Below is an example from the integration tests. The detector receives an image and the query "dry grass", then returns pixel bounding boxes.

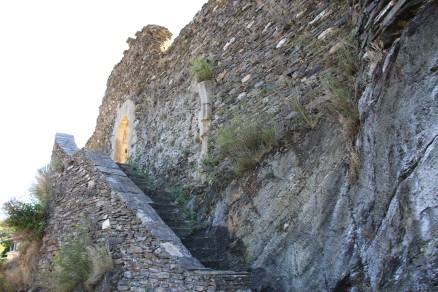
[86,244,114,288]
[291,96,319,130]
[43,228,114,292]
[0,240,42,291]
[349,150,360,182]
[264,0,295,31]
[364,40,384,79]
[323,30,361,183]
[216,120,281,176]
[30,166,54,204]
[323,31,360,139]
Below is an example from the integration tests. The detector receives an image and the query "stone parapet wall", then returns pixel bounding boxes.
[37,133,249,291]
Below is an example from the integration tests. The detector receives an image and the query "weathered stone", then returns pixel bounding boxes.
[37,134,249,291]
[42,0,438,291]
[241,74,251,83]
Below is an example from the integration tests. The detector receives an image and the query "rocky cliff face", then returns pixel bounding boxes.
[87,0,437,290]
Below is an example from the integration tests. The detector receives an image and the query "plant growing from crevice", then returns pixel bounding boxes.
[215,118,281,176]
[200,154,222,185]
[30,166,55,205]
[85,244,114,288]
[323,27,361,181]
[167,187,188,205]
[44,225,114,291]
[180,147,191,158]
[290,96,320,130]
[47,229,91,291]
[191,57,216,83]
[264,0,296,32]
[127,156,140,172]
[52,158,64,173]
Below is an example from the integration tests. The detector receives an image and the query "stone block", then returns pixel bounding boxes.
[199,104,212,121]
[197,81,214,104]
[157,272,170,279]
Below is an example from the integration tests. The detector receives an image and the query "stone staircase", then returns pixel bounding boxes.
[117,164,229,270]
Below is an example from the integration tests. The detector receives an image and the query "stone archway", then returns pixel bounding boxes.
[114,116,129,163]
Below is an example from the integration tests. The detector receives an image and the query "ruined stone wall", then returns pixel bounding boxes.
[37,134,250,291]
[87,0,357,182]
[86,0,438,291]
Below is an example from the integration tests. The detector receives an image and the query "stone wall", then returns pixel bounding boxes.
[85,0,438,291]
[37,133,250,291]
[86,0,359,182]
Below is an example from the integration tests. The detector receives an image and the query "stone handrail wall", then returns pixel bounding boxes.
[37,133,249,291]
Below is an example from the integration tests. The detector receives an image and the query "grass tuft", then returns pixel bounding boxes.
[291,96,319,129]
[85,244,114,288]
[323,29,361,182]
[0,240,42,292]
[216,120,280,176]
[44,226,114,291]
[46,230,91,291]
[191,57,216,82]
[323,32,360,142]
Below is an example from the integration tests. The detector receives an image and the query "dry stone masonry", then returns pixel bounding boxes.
[37,133,250,291]
[49,0,438,291]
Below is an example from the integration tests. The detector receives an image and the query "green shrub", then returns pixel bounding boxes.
[191,57,216,82]
[46,226,113,291]
[48,233,91,291]
[2,200,45,239]
[216,120,280,176]
[216,128,235,156]
[0,227,14,258]
[167,187,188,205]
[52,158,64,173]
[201,155,220,168]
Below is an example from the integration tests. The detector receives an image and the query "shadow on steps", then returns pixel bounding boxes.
[117,163,247,272]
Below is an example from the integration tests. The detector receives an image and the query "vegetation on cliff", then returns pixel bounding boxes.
[0,166,52,291]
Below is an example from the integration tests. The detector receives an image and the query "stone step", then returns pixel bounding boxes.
[182,238,214,249]
[186,247,218,258]
[149,203,183,214]
[198,259,227,270]
[161,218,193,229]
[172,227,193,238]
[155,211,189,223]
[147,195,175,205]
[117,163,239,272]
[116,164,137,174]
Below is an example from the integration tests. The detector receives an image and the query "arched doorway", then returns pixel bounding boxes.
[114,116,129,163]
